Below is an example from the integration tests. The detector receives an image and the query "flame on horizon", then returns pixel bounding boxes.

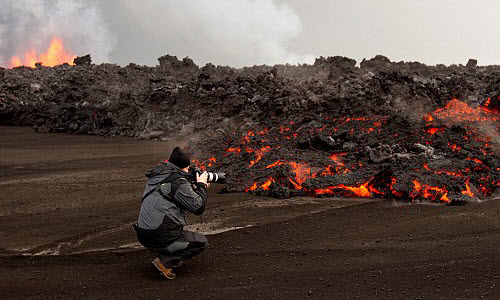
[8,38,77,68]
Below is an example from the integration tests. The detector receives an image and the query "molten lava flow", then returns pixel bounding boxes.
[287,162,311,190]
[8,38,76,68]
[411,180,449,203]
[266,161,285,168]
[247,178,275,191]
[248,146,271,167]
[261,178,275,190]
[314,181,373,197]
[433,98,499,122]
[322,152,350,175]
[422,163,463,178]
[461,179,475,198]
[217,98,498,202]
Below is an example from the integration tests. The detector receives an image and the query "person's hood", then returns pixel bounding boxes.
[145,161,190,184]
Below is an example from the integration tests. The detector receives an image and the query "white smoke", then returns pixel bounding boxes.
[0,0,115,67]
[0,0,313,67]
[114,0,314,67]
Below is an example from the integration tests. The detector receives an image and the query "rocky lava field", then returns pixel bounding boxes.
[1,55,499,204]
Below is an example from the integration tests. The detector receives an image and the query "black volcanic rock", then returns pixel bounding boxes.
[74,54,92,66]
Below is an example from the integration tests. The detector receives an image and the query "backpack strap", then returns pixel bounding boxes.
[141,172,184,202]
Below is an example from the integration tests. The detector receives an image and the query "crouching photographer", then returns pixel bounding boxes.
[134,146,224,279]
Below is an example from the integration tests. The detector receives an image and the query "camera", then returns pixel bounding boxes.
[189,166,227,184]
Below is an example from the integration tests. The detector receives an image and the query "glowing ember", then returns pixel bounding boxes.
[425,127,444,135]
[257,128,269,135]
[448,143,461,152]
[279,126,291,133]
[207,157,216,167]
[242,131,255,144]
[191,159,206,170]
[467,158,483,165]
[423,114,434,122]
[8,38,76,68]
[226,148,241,153]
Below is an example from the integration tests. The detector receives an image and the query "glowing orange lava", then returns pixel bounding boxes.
[448,143,461,152]
[461,179,475,198]
[433,98,499,122]
[390,177,403,197]
[247,178,275,191]
[207,157,216,167]
[287,162,311,190]
[314,181,373,197]
[411,180,449,202]
[226,148,241,153]
[322,152,350,175]
[425,127,444,135]
[248,146,271,167]
[8,38,76,68]
[266,161,285,168]
[261,178,275,190]
[423,114,434,122]
[241,131,255,144]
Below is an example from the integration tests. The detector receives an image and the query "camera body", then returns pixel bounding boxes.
[189,166,226,184]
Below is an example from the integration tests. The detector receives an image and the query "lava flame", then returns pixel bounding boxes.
[8,38,76,68]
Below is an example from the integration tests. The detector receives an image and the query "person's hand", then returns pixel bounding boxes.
[197,171,208,184]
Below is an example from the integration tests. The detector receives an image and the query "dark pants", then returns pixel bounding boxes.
[147,230,208,268]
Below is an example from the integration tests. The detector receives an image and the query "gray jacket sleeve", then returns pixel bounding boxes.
[173,179,207,216]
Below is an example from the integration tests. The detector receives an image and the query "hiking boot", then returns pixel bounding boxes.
[151,257,176,279]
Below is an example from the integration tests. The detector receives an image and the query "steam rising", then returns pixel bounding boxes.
[107,0,314,67]
[0,0,115,66]
[1,0,312,67]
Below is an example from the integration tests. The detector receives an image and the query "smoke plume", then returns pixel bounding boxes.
[0,0,115,67]
[107,0,314,67]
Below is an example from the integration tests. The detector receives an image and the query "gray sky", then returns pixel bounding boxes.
[2,0,500,67]
[281,0,500,66]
